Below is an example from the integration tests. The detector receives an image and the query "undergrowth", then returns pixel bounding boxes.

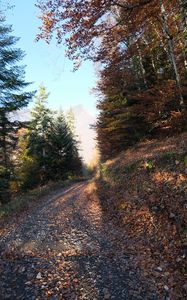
[0,177,85,220]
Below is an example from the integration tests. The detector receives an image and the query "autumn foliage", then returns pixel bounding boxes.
[37,0,187,160]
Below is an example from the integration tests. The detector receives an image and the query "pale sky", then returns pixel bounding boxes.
[4,0,98,115]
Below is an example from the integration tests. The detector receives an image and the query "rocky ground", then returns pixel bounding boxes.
[0,181,159,300]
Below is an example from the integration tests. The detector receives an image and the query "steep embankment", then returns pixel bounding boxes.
[95,133,187,299]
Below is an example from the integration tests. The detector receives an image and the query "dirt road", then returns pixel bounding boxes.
[0,181,158,299]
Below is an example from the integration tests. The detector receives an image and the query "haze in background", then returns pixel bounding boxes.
[5,0,98,165]
[13,106,97,164]
[72,105,97,164]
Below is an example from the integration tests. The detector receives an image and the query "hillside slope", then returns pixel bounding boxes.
[95,133,187,299]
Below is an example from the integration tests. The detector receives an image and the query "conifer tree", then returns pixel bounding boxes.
[50,110,82,179]
[27,88,82,184]
[66,108,76,137]
[28,85,53,183]
[0,16,33,202]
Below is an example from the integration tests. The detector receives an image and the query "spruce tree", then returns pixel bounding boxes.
[28,85,53,183]
[66,108,76,137]
[27,87,82,184]
[0,16,34,203]
[50,111,82,179]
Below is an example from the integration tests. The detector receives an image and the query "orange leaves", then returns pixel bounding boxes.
[40,11,57,32]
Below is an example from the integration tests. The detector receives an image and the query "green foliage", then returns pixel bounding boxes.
[99,163,121,185]
[97,93,149,161]
[0,166,10,203]
[15,86,83,189]
[82,164,96,177]
[49,110,82,179]
[66,108,76,137]
[27,85,54,183]
[0,16,34,203]
[4,85,83,194]
[15,129,40,190]
[145,160,154,170]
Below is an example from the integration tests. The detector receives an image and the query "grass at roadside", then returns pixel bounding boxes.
[0,177,86,220]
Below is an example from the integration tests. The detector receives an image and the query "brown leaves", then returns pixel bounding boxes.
[95,132,187,299]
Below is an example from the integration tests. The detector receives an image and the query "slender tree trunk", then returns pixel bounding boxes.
[137,43,148,88]
[160,0,185,109]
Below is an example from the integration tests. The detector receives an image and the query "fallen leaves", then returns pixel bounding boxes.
[95,132,187,299]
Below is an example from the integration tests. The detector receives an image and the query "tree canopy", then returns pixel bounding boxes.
[37,0,187,160]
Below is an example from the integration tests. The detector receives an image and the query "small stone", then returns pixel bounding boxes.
[151,206,159,212]
[164,285,169,291]
[21,266,26,272]
[36,272,42,279]
[104,293,111,299]
[169,213,175,218]
[175,160,180,165]
[41,285,46,289]
[103,288,110,299]
[156,267,163,272]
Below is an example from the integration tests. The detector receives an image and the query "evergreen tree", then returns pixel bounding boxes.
[15,128,40,190]
[28,85,53,183]
[0,16,34,203]
[27,88,82,184]
[50,110,82,179]
[66,108,76,137]
[96,58,150,161]
[48,110,70,178]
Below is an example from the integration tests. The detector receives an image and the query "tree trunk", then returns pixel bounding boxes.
[137,43,148,88]
[160,0,185,109]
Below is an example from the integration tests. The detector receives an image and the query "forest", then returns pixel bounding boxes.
[0,16,83,204]
[0,1,187,300]
[37,0,187,160]
[1,0,187,200]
